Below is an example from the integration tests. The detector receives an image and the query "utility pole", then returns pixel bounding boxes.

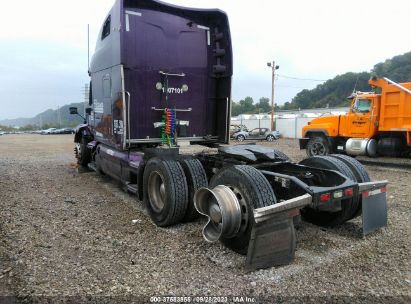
[87,24,90,72]
[267,61,279,131]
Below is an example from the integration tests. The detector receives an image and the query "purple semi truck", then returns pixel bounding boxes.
[70,0,388,271]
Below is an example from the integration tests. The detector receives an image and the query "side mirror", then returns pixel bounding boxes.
[85,107,92,115]
[69,107,78,115]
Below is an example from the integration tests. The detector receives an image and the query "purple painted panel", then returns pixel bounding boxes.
[123,9,208,70]
[125,69,210,139]
[129,151,144,162]
[119,1,233,143]
[88,0,233,147]
[122,9,210,139]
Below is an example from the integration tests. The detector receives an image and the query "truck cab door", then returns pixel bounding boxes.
[347,97,373,137]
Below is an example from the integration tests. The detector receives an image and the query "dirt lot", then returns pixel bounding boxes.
[0,134,410,303]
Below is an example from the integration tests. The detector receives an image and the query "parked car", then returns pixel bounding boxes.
[233,127,280,142]
[41,128,57,134]
[54,128,75,134]
[229,124,248,138]
[64,128,75,134]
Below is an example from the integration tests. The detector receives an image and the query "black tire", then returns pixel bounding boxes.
[266,135,275,142]
[329,154,371,219]
[329,154,370,183]
[143,158,188,227]
[179,158,208,222]
[210,165,277,254]
[306,136,330,157]
[77,137,91,168]
[272,149,291,161]
[299,156,357,226]
[236,134,245,142]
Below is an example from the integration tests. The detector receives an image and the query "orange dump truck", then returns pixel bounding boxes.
[300,77,411,157]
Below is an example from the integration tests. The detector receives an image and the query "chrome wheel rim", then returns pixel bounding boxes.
[229,186,249,233]
[148,171,166,212]
[194,185,241,242]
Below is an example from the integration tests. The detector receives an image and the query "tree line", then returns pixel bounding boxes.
[231,97,285,116]
[290,51,411,110]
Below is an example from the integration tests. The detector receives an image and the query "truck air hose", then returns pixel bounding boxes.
[169,108,176,146]
[161,108,177,146]
[161,109,167,145]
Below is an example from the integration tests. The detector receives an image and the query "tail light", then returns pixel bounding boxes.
[344,188,354,196]
[320,193,330,202]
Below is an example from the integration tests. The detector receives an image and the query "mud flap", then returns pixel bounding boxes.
[245,194,311,271]
[359,181,388,236]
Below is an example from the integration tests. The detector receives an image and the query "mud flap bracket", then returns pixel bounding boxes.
[245,194,312,271]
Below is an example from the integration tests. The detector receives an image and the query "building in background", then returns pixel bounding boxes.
[231,107,348,138]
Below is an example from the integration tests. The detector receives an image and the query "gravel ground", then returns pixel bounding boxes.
[0,135,410,303]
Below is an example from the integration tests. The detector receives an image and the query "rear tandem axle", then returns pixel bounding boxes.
[77,143,388,271]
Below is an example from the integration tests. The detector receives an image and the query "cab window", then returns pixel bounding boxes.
[353,98,371,113]
[101,16,111,40]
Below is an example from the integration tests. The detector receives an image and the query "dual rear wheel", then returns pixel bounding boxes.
[299,155,370,226]
[144,159,278,254]
[143,158,208,227]
[144,154,368,250]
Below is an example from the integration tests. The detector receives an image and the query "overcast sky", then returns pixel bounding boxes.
[0,0,410,120]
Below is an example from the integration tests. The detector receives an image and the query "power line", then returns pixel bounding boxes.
[275,84,310,89]
[277,74,327,82]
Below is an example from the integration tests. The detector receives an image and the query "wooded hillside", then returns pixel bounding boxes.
[288,51,411,109]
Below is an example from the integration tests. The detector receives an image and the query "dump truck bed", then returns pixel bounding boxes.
[378,81,411,132]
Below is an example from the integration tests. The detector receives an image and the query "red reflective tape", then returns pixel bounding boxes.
[362,187,387,198]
